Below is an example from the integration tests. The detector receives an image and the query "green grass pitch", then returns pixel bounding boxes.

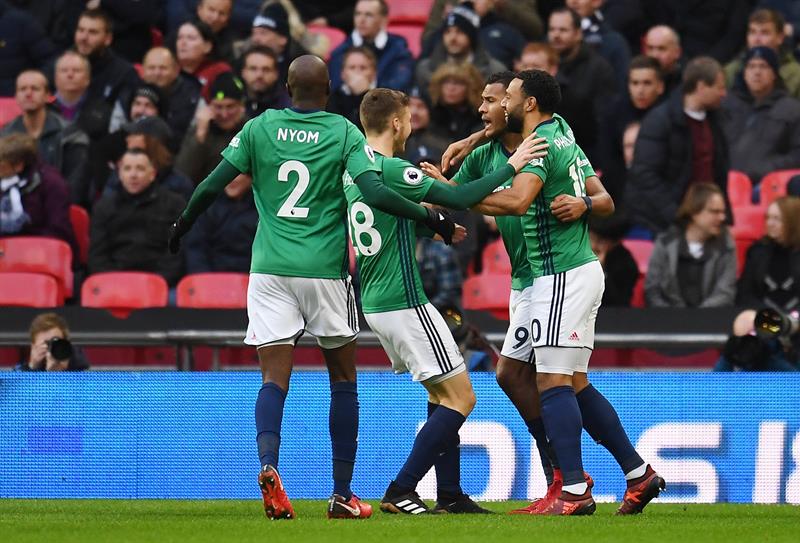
[1,500,798,543]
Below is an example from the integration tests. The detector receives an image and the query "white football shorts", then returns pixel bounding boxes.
[365,303,465,384]
[529,260,604,375]
[245,273,359,349]
[500,285,535,364]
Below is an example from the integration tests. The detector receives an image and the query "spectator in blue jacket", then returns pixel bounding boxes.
[0,0,57,96]
[184,174,257,273]
[328,0,414,92]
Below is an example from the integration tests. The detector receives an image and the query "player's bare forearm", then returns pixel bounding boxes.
[479,171,542,215]
[587,176,614,216]
[424,164,516,210]
[440,129,487,173]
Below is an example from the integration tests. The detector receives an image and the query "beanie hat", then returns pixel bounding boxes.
[131,83,167,117]
[744,46,780,76]
[253,3,290,39]
[444,2,480,48]
[209,72,245,102]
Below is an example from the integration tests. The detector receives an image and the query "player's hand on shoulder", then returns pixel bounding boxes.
[423,207,456,245]
[419,162,450,183]
[550,193,588,222]
[441,131,483,173]
[507,131,549,172]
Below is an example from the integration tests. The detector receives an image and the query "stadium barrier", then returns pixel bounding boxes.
[2,372,798,504]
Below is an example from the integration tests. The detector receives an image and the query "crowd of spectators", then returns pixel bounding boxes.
[1,0,799,321]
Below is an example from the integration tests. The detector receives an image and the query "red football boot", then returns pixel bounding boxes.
[327,493,373,519]
[617,465,666,515]
[258,465,296,520]
[509,470,593,514]
[537,488,596,516]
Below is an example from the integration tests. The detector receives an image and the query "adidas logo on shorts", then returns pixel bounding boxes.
[569,331,580,341]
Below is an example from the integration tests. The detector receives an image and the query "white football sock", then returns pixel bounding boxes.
[562,482,588,495]
[624,463,648,481]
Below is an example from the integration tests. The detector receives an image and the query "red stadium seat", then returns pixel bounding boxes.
[388,0,433,24]
[0,272,61,307]
[69,205,90,265]
[630,275,645,308]
[388,24,424,58]
[727,170,753,207]
[482,239,512,274]
[621,239,654,275]
[462,273,511,320]
[81,272,168,318]
[0,97,22,128]
[0,236,73,298]
[759,169,800,206]
[176,273,249,308]
[308,25,347,60]
[731,206,766,241]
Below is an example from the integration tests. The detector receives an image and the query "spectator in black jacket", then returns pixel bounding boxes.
[721,47,800,186]
[328,47,377,129]
[328,0,415,92]
[548,6,617,162]
[241,3,310,83]
[240,46,290,119]
[16,313,89,372]
[134,47,203,142]
[566,0,631,90]
[415,2,505,94]
[643,0,750,64]
[0,0,56,96]
[185,174,257,273]
[73,8,140,106]
[0,70,90,206]
[472,0,527,69]
[589,215,638,307]
[598,55,665,203]
[196,0,237,63]
[89,148,185,286]
[643,25,683,96]
[737,196,800,312]
[627,57,729,237]
[52,50,113,142]
[403,87,450,166]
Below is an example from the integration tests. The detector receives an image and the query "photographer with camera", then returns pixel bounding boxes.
[717,195,800,371]
[16,313,89,372]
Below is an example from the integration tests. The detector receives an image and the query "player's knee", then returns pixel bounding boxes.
[495,361,514,392]
[461,387,477,414]
[536,371,569,392]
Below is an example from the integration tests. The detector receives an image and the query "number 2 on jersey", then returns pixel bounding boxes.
[277,160,310,218]
[349,202,382,256]
[569,160,586,197]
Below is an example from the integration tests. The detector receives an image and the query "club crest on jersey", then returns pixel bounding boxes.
[528,157,543,167]
[228,136,240,148]
[364,145,376,163]
[403,167,423,185]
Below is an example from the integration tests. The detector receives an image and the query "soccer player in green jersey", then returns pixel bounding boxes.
[421,70,615,513]
[166,56,461,521]
[345,88,545,515]
[476,70,665,515]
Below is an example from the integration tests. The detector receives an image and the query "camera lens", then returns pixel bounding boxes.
[48,338,73,361]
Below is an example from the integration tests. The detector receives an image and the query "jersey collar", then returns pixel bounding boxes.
[289,107,322,114]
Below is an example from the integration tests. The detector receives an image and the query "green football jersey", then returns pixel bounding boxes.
[343,153,435,313]
[453,140,533,291]
[221,108,380,278]
[520,113,598,277]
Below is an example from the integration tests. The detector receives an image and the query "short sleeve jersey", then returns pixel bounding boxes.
[221,109,380,278]
[453,140,533,291]
[519,114,598,277]
[343,154,435,313]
